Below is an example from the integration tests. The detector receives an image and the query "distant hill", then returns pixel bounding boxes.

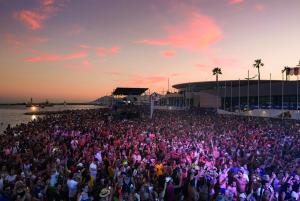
[92,96,114,105]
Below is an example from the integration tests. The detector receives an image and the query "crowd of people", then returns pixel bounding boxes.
[0,108,300,201]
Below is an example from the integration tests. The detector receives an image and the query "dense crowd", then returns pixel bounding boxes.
[0,108,300,201]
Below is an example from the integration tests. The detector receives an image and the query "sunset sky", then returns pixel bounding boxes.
[1,0,300,102]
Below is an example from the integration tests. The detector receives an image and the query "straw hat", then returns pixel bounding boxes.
[99,188,111,198]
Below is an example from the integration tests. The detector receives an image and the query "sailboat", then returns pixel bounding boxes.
[25,98,36,107]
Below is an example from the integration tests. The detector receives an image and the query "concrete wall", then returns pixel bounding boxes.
[193,92,221,108]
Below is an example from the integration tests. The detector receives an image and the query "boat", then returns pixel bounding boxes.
[25,98,54,107]
[25,98,37,107]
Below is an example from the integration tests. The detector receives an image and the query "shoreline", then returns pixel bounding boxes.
[0,103,101,106]
[24,110,69,115]
[24,107,107,115]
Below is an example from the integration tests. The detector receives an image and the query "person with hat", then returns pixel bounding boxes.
[99,187,112,201]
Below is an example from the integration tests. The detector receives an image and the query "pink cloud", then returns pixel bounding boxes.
[25,51,87,62]
[137,12,223,51]
[228,0,244,5]
[139,39,169,46]
[14,10,46,30]
[29,36,49,44]
[3,33,23,46]
[130,76,168,85]
[160,50,176,58]
[79,44,91,49]
[14,0,66,30]
[254,4,264,12]
[42,0,55,7]
[96,46,121,57]
[3,33,49,49]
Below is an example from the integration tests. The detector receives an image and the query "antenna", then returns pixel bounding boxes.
[168,78,170,93]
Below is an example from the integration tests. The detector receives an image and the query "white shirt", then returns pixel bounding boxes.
[89,162,97,178]
[67,179,78,198]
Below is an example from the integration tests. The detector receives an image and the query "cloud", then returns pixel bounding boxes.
[130,75,168,86]
[160,50,176,58]
[96,46,121,57]
[3,33,49,48]
[3,33,23,46]
[25,51,87,62]
[254,4,264,12]
[137,11,223,51]
[14,0,67,30]
[14,10,46,30]
[42,0,55,7]
[29,36,49,44]
[228,0,244,5]
[79,44,92,49]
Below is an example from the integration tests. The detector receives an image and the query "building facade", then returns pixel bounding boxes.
[162,80,300,110]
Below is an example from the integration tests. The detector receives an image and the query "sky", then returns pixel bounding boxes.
[1,0,300,103]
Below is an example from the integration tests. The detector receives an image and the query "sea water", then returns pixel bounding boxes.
[0,105,103,134]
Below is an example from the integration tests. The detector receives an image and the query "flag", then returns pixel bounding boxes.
[294,67,299,76]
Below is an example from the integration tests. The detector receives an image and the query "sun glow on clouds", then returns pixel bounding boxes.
[14,0,66,30]
[254,4,264,12]
[25,51,87,62]
[160,50,176,58]
[3,33,22,46]
[4,33,49,46]
[96,46,121,57]
[42,0,55,7]
[130,76,168,86]
[228,0,244,5]
[14,10,46,30]
[137,12,223,51]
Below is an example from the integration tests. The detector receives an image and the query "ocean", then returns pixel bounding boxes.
[0,105,103,134]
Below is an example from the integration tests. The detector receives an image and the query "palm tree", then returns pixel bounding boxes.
[282,66,289,81]
[212,67,222,82]
[212,67,222,109]
[253,59,264,81]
